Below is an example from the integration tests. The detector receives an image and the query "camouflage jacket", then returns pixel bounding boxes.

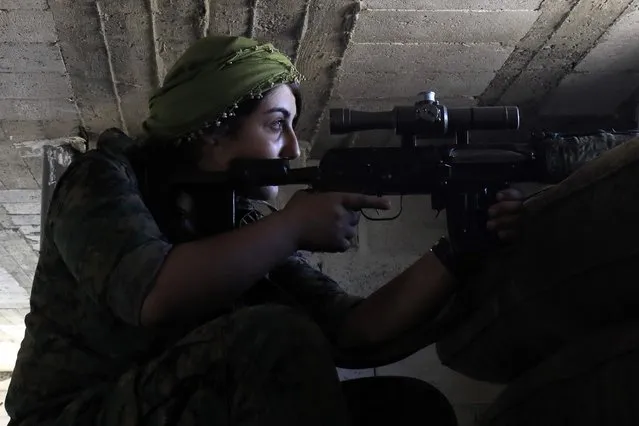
[4,130,362,423]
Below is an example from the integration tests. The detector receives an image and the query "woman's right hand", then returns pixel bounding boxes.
[281,190,392,253]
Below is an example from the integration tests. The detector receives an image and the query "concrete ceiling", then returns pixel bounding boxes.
[1,0,639,293]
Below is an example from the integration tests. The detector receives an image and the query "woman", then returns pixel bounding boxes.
[5,36,523,426]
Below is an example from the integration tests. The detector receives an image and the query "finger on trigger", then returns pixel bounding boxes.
[365,195,391,210]
[343,193,390,210]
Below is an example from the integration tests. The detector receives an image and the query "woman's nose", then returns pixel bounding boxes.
[281,130,301,160]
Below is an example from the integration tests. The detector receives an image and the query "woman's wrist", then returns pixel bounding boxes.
[267,209,303,253]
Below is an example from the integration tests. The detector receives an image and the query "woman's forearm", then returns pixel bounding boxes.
[336,252,456,348]
[141,210,299,326]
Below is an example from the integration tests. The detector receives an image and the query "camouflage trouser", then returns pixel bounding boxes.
[52,305,456,426]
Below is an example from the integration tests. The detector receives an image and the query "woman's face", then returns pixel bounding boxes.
[199,84,301,200]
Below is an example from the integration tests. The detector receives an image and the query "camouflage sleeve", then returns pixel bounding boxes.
[267,253,363,342]
[47,150,173,326]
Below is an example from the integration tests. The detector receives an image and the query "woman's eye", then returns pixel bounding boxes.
[270,119,285,131]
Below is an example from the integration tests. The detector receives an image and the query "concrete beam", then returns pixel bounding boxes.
[0,9,56,43]
[252,0,309,60]
[48,0,123,136]
[0,120,80,144]
[533,114,638,132]
[205,0,252,37]
[0,72,73,100]
[333,42,512,100]
[0,0,47,8]
[49,0,253,139]
[294,0,360,143]
[538,71,639,117]
[351,10,539,44]
[0,43,66,73]
[152,0,205,84]
[485,0,635,119]
[573,5,639,73]
[92,1,156,137]
[336,70,497,99]
[539,3,639,118]
[361,0,542,8]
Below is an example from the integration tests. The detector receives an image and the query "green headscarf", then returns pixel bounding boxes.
[143,35,303,142]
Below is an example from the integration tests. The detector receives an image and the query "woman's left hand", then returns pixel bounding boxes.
[486,188,525,243]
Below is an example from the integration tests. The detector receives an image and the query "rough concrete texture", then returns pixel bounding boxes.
[0,99,77,122]
[343,42,513,74]
[336,70,498,99]
[361,0,543,9]
[47,0,123,133]
[0,0,47,8]
[0,10,56,43]
[575,9,639,72]
[329,96,480,109]
[540,71,639,115]
[0,120,80,144]
[0,145,38,190]
[538,1,639,116]
[206,0,252,37]
[293,0,358,142]
[334,42,512,99]
[352,10,539,44]
[0,43,66,73]
[0,73,73,100]
[252,0,309,60]
[479,0,580,105]
[318,3,540,155]
[97,1,157,136]
[498,0,635,115]
[151,0,206,84]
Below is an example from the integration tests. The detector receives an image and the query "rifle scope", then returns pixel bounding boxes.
[329,92,520,137]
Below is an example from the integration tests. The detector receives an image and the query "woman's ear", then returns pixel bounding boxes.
[197,133,229,171]
[198,135,224,171]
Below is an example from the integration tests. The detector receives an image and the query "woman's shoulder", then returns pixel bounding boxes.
[61,129,143,186]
